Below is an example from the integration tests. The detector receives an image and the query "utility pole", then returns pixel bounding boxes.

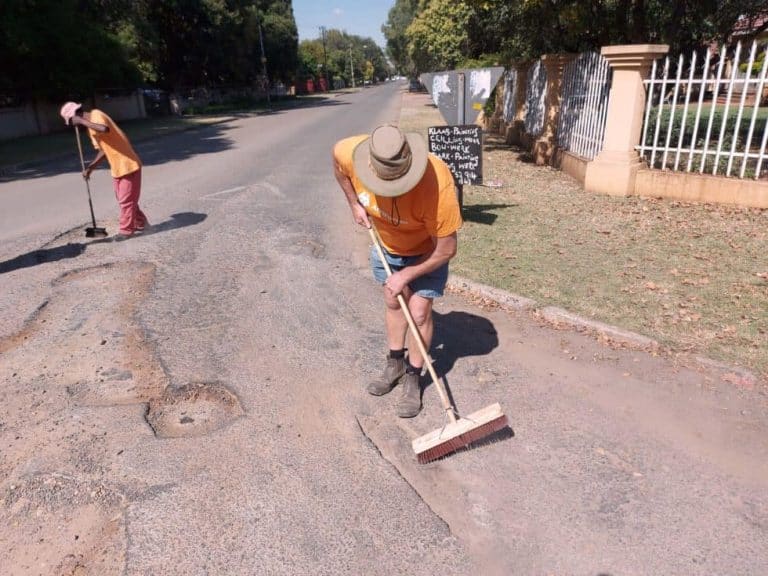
[319,26,329,89]
[258,20,271,105]
[349,45,355,88]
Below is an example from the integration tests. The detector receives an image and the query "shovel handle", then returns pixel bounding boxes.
[74,125,87,172]
[367,226,457,423]
[74,126,99,229]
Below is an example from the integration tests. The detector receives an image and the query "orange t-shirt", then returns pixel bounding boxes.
[88,109,142,178]
[334,135,462,256]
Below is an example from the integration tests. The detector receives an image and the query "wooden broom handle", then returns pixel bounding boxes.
[368,226,457,423]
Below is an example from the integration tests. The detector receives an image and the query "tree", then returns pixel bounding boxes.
[0,0,139,99]
[465,0,768,61]
[305,29,389,86]
[382,0,420,75]
[390,0,768,76]
[257,1,300,84]
[1,0,301,100]
[298,39,324,80]
[125,0,298,89]
[405,0,472,73]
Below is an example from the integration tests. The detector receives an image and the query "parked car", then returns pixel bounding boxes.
[408,78,424,93]
[142,88,171,116]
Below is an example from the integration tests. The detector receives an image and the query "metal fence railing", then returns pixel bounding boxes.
[556,52,612,160]
[524,60,547,136]
[638,40,768,180]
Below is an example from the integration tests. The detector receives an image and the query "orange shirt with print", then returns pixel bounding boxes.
[88,109,142,178]
[334,135,462,256]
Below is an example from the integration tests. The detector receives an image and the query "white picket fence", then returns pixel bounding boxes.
[524,60,547,136]
[556,52,612,160]
[638,40,768,180]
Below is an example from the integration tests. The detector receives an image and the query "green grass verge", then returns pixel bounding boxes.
[400,94,768,379]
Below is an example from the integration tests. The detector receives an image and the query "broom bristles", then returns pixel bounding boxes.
[413,403,508,464]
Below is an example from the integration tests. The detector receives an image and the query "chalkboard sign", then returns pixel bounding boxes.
[427,125,483,185]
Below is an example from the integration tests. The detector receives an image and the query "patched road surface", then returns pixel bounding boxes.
[1,82,767,575]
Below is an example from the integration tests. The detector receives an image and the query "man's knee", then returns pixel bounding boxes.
[384,295,400,310]
[408,299,433,327]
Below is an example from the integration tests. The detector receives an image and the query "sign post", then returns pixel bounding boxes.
[419,67,504,209]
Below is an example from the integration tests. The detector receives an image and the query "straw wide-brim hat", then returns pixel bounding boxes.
[352,125,428,197]
[60,101,82,125]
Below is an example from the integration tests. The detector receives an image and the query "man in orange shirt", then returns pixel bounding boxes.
[333,125,462,417]
[60,101,148,239]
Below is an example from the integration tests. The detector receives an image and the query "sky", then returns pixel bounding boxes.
[292,0,395,48]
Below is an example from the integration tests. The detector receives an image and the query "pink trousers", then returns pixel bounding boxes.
[113,169,147,235]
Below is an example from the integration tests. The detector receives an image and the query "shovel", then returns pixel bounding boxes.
[73,125,108,238]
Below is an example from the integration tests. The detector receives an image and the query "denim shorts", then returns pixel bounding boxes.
[370,245,449,298]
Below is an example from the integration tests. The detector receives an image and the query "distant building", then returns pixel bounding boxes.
[731,12,768,43]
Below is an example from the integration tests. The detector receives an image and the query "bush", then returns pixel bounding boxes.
[642,105,767,153]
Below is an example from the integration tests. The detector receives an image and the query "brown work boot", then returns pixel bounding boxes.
[367,356,406,396]
[396,372,421,418]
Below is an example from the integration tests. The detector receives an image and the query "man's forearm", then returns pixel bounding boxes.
[333,162,359,206]
[87,151,107,170]
[73,116,108,133]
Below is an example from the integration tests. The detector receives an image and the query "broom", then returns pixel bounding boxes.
[367,226,508,463]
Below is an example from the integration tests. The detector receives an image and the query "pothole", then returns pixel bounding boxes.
[145,382,244,438]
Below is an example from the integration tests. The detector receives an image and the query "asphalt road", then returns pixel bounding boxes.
[1,81,767,575]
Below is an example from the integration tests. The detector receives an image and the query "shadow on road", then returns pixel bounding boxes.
[430,310,499,378]
[143,211,207,235]
[0,212,207,274]
[2,121,237,183]
[90,211,208,244]
[0,243,87,275]
[2,95,353,184]
[420,311,514,444]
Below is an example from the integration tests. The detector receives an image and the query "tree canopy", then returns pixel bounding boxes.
[383,0,768,75]
[299,30,390,86]
[1,0,300,99]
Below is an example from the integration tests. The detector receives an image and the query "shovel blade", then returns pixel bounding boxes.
[86,227,108,238]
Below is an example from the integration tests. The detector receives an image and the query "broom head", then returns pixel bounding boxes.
[412,402,508,464]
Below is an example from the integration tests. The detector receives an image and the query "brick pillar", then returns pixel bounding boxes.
[584,44,669,196]
[532,53,575,165]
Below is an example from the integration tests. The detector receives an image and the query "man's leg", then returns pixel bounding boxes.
[395,292,432,418]
[402,293,434,370]
[131,169,148,229]
[384,285,410,351]
[113,177,135,235]
[367,285,410,395]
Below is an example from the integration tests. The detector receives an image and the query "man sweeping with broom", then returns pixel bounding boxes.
[333,124,462,418]
[60,101,148,240]
[334,125,507,463]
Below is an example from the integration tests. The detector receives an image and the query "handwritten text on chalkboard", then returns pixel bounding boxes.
[427,125,483,185]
